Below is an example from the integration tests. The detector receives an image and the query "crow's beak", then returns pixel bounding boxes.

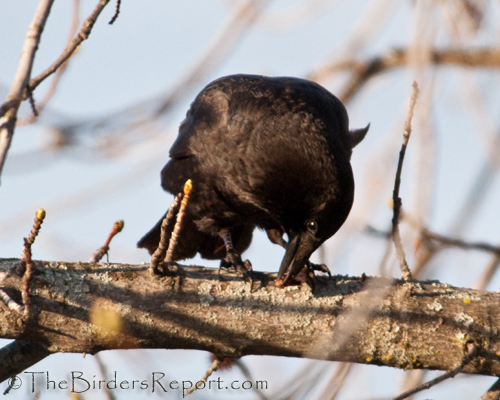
[276,233,316,287]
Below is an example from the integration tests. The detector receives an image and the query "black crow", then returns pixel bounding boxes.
[138,74,368,287]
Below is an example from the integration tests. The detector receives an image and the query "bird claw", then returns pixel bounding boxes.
[275,261,331,289]
[307,261,331,277]
[153,261,180,276]
[219,251,253,282]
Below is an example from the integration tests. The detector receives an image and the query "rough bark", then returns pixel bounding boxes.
[0,257,499,381]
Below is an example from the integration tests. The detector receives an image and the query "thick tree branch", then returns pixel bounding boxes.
[0,258,500,384]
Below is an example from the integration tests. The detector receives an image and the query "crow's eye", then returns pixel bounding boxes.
[307,221,318,234]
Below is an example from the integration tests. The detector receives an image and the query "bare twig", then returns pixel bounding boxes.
[27,0,111,94]
[369,221,500,290]
[94,354,117,400]
[165,179,192,262]
[20,209,46,316]
[0,0,55,182]
[185,357,221,396]
[399,370,427,400]
[448,76,500,237]
[34,0,268,158]
[319,362,353,400]
[155,0,268,115]
[307,47,500,103]
[0,289,24,313]
[26,87,38,118]
[424,230,500,256]
[0,340,52,389]
[19,0,81,125]
[392,344,478,400]
[392,81,419,281]
[367,225,500,256]
[377,225,394,277]
[212,356,269,400]
[109,0,121,25]
[479,378,500,400]
[257,0,338,30]
[233,360,270,400]
[270,360,329,400]
[89,220,124,264]
[149,193,182,274]
[475,241,500,293]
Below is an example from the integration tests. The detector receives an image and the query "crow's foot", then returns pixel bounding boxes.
[152,261,180,276]
[219,251,253,282]
[275,261,331,290]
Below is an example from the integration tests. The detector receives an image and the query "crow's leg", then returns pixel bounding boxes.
[219,228,252,279]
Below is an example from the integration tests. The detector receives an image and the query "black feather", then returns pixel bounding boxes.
[138,74,368,285]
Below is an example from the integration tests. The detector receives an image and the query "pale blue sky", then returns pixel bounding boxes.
[2,1,500,399]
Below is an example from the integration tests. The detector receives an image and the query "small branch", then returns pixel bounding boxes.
[0,290,24,313]
[185,357,221,396]
[89,220,124,264]
[479,378,500,400]
[37,0,269,155]
[149,193,182,274]
[154,0,268,116]
[19,0,81,125]
[20,209,46,316]
[367,225,500,256]
[94,353,117,400]
[307,47,500,103]
[476,252,500,295]
[423,230,500,255]
[108,0,121,24]
[392,81,419,281]
[27,0,111,94]
[399,370,427,400]
[367,224,500,287]
[0,340,52,384]
[165,179,192,262]
[392,344,478,400]
[26,87,39,118]
[319,362,352,400]
[0,0,55,182]
[233,359,270,400]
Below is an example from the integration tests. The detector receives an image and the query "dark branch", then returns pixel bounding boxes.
[393,344,478,400]
[0,340,52,384]
[391,82,419,281]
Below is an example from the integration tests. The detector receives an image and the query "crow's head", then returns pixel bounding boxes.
[275,124,369,287]
[275,201,348,287]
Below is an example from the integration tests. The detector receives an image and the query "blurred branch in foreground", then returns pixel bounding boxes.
[37,0,270,158]
[308,47,500,102]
